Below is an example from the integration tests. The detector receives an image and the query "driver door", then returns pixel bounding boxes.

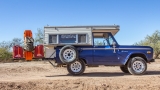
[93,32,119,63]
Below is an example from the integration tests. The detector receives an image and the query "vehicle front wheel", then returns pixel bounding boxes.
[127,57,147,75]
[120,66,129,73]
[67,59,85,75]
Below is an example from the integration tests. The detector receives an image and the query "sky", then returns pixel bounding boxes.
[0,0,160,45]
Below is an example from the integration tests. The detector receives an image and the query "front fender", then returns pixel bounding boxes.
[123,52,148,65]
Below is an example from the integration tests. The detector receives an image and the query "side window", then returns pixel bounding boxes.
[59,34,76,43]
[49,35,57,43]
[93,33,108,46]
[108,36,114,45]
[78,34,86,43]
[48,34,88,44]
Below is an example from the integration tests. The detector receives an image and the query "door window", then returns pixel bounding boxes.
[93,33,109,46]
[108,36,114,45]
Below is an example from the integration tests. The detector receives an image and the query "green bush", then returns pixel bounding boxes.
[0,48,12,62]
[135,30,160,59]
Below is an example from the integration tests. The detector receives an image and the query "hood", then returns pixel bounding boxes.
[118,45,153,50]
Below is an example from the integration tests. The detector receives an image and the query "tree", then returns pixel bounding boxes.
[0,38,23,50]
[12,38,23,46]
[0,38,23,61]
[94,40,104,45]
[35,28,44,45]
[134,40,149,46]
[135,30,160,58]
[0,41,12,51]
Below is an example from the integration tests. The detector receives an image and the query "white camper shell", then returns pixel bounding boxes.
[44,25,119,46]
[44,25,119,58]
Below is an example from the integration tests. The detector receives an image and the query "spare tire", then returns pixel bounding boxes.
[24,37,34,51]
[24,42,34,51]
[59,45,78,64]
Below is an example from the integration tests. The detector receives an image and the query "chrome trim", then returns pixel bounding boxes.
[118,48,151,50]
[81,48,151,50]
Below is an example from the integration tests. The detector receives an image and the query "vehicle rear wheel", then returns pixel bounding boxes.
[59,45,78,64]
[120,66,129,73]
[67,59,85,75]
[127,57,147,75]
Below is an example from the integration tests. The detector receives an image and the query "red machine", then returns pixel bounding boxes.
[13,30,44,60]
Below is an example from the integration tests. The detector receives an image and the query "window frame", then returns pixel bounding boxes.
[78,34,88,44]
[48,33,88,44]
[59,34,77,44]
[93,32,110,46]
[48,34,58,44]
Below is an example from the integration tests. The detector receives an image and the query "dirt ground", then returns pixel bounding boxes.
[0,60,160,90]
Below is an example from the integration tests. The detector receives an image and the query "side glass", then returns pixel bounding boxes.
[93,33,108,46]
[108,35,114,45]
[78,34,86,43]
[59,34,76,43]
[49,35,57,43]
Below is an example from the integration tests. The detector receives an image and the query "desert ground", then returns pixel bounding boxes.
[0,60,160,90]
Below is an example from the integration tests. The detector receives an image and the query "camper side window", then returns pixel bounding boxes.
[78,34,86,43]
[49,35,57,43]
[48,34,87,44]
[59,34,76,43]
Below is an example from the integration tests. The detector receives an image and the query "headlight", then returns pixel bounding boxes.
[147,51,151,54]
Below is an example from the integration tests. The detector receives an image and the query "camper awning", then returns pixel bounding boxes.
[91,25,119,35]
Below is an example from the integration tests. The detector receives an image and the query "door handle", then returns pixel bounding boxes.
[113,46,116,53]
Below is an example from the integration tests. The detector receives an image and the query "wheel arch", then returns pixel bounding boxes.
[80,58,87,64]
[125,53,147,65]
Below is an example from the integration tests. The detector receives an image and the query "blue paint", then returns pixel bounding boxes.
[54,32,154,66]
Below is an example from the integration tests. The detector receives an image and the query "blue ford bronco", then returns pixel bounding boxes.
[45,25,154,75]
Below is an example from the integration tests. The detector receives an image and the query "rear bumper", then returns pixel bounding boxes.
[149,59,155,62]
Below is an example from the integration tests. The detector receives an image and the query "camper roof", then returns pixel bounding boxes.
[44,25,120,35]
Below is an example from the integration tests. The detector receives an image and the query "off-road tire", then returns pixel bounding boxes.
[120,65,129,73]
[127,57,147,75]
[25,42,34,51]
[67,59,85,75]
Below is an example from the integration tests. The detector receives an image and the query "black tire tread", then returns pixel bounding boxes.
[127,57,147,75]
[120,66,129,73]
[67,59,85,76]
